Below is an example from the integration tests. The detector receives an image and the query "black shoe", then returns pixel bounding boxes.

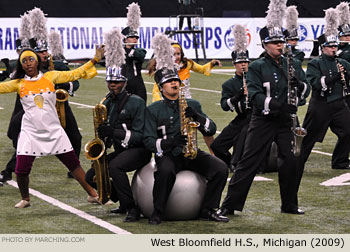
[281,208,305,215]
[67,171,74,178]
[110,207,127,214]
[148,211,162,225]
[0,170,12,182]
[124,207,141,222]
[200,209,230,222]
[216,207,234,216]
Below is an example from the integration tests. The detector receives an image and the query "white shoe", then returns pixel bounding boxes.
[15,200,30,208]
[87,195,101,204]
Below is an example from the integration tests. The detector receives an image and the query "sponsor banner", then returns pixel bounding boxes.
[0,17,326,60]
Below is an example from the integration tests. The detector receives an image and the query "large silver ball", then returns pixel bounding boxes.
[131,159,207,220]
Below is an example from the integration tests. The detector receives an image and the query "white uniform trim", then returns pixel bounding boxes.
[68,82,74,96]
[320,76,327,96]
[204,118,210,132]
[156,138,163,157]
[121,123,131,148]
[263,97,272,115]
[301,82,307,100]
[226,98,235,111]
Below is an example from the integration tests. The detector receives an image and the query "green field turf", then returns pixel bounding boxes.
[0,67,349,234]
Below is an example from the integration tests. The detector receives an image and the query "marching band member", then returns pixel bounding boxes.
[298,8,350,195]
[217,0,310,216]
[84,28,151,221]
[143,33,228,225]
[121,2,147,102]
[210,24,252,171]
[0,44,104,208]
[283,5,305,63]
[149,42,220,154]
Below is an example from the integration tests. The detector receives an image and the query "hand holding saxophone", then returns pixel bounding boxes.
[185,106,205,125]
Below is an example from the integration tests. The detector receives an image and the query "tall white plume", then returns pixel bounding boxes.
[324,8,339,37]
[233,24,248,52]
[151,33,174,71]
[336,2,350,27]
[285,5,299,31]
[19,12,31,40]
[266,0,288,28]
[48,30,64,57]
[104,28,126,68]
[126,2,141,31]
[28,7,48,41]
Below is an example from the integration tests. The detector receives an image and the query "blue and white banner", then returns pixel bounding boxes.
[0,17,326,60]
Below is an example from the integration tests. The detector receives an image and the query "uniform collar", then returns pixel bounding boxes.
[24,71,43,81]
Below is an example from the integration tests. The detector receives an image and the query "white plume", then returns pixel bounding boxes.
[104,28,126,68]
[285,5,299,31]
[233,24,248,52]
[151,33,174,71]
[126,2,141,31]
[336,2,350,26]
[266,0,287,28]
[324,8,339,37]
[28,7,48,41]
[19,12,31,40]
[48,30,63,57]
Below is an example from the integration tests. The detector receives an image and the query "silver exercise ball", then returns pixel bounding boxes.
[131,159,207,220]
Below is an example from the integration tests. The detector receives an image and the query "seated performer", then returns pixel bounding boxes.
[143,34,229,225]
[0,46,104,208]
[85,28,151,221]
[149,42,220,154]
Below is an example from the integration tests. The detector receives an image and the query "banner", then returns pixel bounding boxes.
[0,17,326,60]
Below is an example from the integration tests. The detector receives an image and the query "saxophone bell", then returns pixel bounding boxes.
[55,89,69,128]
[84,99,111,204]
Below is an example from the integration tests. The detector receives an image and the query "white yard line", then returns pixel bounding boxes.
[7,180,131,234]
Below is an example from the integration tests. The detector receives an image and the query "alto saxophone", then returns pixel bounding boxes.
[84,96,111,204]
[55,89,69,128]
[179,84,199,159]
[286,45,307,157]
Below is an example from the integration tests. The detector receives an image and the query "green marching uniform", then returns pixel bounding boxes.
[85,91,151,210]
[337,43,350,63]
[210,75,252,168]
[299,54,350,175]
[220,53,310,213]
[143,96,228,221]
[124,47,147,102]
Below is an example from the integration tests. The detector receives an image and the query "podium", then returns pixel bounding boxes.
[167,12,207,62]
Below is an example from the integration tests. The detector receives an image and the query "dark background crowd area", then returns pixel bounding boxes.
[0,0,342,18]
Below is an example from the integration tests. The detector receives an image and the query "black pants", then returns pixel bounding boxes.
[296,98,350,191]
[126,77,147,103]
[221,113,299,212]
[85,148,151,209]
[4,97,82,174]
[211,115,250,167]
[153,150,228,215]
